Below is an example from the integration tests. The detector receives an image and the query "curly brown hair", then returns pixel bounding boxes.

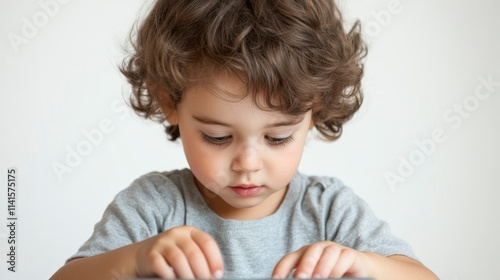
[120,0,367,141]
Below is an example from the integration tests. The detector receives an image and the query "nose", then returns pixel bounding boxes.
[231,144,263,173]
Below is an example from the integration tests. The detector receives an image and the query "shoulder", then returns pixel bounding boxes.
[291,172,375,228]
[101,168,196,233]
[287,172,367,226]
[123,168,192,193]
[113,168,194,208]
[291,173,416,258]
[292,172,360,207]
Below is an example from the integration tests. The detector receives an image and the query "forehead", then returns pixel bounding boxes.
[183,72,270,108]
[178,65,315,118]
[180,74,303,122]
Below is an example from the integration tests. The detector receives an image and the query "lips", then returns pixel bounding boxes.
[230,184,262,197]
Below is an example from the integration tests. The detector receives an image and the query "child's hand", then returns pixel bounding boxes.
[135,226,223,279]
[272,241,370,279]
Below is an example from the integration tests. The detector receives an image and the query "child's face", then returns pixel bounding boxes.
[168,74,313,219]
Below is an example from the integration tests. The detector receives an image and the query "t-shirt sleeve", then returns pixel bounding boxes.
[67,173,180,262]
[324,180,417,260]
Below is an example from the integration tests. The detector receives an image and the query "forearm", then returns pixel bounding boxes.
[50,242,139,280]
[365,253,438,280]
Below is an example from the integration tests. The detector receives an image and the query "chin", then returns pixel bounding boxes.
[224,198,264,209]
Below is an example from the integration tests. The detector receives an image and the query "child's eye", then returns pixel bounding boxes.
[202,134,231,146]
[266,135,294,147]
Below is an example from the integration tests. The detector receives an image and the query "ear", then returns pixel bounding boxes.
[159,93,178,125]
[149,82,178,125]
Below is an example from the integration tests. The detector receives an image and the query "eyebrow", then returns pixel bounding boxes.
[193,116,304,128]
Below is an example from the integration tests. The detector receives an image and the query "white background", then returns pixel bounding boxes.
[1,0,499,279]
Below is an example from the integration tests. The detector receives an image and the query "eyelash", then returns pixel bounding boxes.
[265,135,295,147]
[202,135,230,146]
[201,134,294,147]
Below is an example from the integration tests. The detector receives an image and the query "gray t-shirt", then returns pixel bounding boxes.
[69,169,415,278]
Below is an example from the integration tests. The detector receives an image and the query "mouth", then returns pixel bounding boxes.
[230,184,262,197]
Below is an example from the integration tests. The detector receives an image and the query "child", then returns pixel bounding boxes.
[52,0,437,279]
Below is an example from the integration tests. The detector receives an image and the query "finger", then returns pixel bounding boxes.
[311,245,341,278]
[272,250,303,279]
[163,246,195,279]
[329,249,357,278]
[293,243,325,278]
[148,252,177,279]
[177,237,212,279]
[191,229,224,278]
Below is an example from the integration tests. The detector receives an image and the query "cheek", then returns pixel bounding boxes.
[181,137,229,189]
[183,140,212,174]
[267,142,305,181]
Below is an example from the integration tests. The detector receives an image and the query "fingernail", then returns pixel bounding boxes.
[312,274,321,279]
[296,273,308,279]
[213,269,223,279]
